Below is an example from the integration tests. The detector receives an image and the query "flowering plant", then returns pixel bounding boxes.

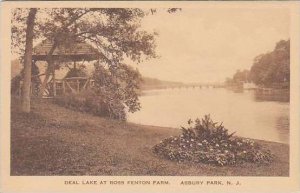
[153,115,273,166]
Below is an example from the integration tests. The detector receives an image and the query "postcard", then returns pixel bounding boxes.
[0,1,300,193]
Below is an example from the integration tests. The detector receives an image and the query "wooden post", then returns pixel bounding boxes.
[52,68,56,97]
[62,80,66,94]
[19,81,22,97]
[30,82,32,96]
[77,79,80,93]
[73,61,77,69]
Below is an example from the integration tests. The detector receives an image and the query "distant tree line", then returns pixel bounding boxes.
[225,39,290,89]
[225,69,250,87]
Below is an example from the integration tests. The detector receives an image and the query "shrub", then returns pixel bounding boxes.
[153,115,273,166]
[92,62,142,114]
[65,67,88,78]
[54,90,126,120]
[54,61,142,121]
[11,75,22,95]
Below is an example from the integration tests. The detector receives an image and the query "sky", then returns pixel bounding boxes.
[136,7,290,83]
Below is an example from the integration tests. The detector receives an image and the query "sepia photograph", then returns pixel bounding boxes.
[1,1,300,192]
[10,6,290,176]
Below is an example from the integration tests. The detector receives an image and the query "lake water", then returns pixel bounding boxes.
[127,88,289,144]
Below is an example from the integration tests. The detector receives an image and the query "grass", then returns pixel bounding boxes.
[11,97,289,176]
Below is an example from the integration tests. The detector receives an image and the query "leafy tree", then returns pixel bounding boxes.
[233,69,250,83]
[12,8,180,114]
[12,8,157,95]
[91,61,142,119]
[249,40,290,88]
[225,69,250,87]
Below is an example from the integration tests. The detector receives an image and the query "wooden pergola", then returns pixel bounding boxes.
[31,39,101,97]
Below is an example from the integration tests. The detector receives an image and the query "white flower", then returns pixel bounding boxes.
[243,151,247,153]
[191,139,194,142]
[215,144,219,147]
[197,143,202,146]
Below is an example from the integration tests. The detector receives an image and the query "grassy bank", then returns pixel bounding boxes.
[11,98,289,176]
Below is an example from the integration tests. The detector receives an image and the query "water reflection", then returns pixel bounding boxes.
[254,89,289,102]
[275,115,289,143]
[128,88,289,144]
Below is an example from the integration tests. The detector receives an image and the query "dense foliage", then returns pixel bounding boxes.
[55,61,142,120]
[54,90,115,119]
[12,8,158,113]
[225,40,289,89]
[92,61,142,114]
[153,115,273,166]
[64,67,88,78]
[11,62,41,96]
[225,69,250,87]
[12,8,157,60]
[249,40,290,88]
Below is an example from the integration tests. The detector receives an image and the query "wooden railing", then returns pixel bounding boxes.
[52,77,94,97]
[17,77,95,98]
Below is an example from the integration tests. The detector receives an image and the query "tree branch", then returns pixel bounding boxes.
[64,9,92,29]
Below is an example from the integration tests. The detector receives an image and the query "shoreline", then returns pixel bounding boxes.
[127,121,289,146]
[10,98,289,176]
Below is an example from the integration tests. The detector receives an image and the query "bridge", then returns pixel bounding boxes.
[142,83,225,90]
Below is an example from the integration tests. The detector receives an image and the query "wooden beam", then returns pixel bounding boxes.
[82,79,89,90]
[31,73,46,78]
[81,59,85,65]
[62,80,66,94]
[77,79,80,93]
[52,68,56,97]
[30,82,32,96]
[65,81,76,93]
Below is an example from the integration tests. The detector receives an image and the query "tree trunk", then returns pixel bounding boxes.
[21,8,37,113]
